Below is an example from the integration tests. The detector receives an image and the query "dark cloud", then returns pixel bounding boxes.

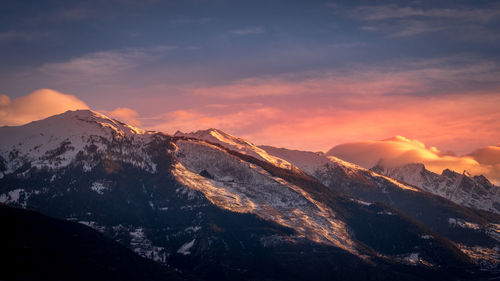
[345,2,500,39]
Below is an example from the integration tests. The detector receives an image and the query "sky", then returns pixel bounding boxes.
[1,0,500,180]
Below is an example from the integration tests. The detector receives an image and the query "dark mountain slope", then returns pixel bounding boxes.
[0,203,186,281]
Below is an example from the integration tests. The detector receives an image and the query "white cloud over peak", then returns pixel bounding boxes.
[0,89,89,126]
[100,107,142,127]
[327,136,500,185]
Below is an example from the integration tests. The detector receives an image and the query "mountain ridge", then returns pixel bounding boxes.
[1,110,500,279]
[372,162,500,214]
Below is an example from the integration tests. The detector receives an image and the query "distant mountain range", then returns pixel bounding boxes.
[1,110,499,280]
[372,163,500,214]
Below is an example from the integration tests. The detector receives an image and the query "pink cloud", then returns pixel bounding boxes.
[149,107,280,136]
[468,145,500,166]
[163,59,500,154]
[174,91,499,154]
[327,136,500,184]
[100,107,142,127]
[4,55,499,184]
[0,89,89,126]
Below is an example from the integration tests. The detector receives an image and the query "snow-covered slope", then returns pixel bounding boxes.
[259,145,500,263]
[259,145,420,192]
[172,139,357,254]
[174,129,294,170]
[0,110,156,177]
[372,163,500,214]
[173,131,420,193]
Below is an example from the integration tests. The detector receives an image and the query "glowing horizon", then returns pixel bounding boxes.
[1,88,500,184]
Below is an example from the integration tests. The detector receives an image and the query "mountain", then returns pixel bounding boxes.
[0,109,155,178]
[259,145,500,267]
[0,203,186,281]
[1,110,499,280]
[178,130,500,268]
[371,163,500,214]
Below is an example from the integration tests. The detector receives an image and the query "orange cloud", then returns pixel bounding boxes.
[149,107,280,137]
[139,84,500,159]
[163,57,500,155]
[467,146,500,184]
[185,71,424,100]
[185,91,499,155]
[327,136,500,184]
[0,89,89,126]
[100,107,142,127]
[468,146,500,166]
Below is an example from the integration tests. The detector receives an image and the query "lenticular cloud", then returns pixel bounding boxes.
[0,89,89,126]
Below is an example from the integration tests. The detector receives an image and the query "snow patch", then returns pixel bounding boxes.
[185,226,202,233]
[78,220,106,233]
[89,182,108,194]
[392,253,431,266]
[455,243,500,269]
[0,189,28,207]
[177,239,196,255]
[351,199,372,206]
[130,227,167,263]
[448,218,480,230]
[448,219,500,242]
[486,223,500,242]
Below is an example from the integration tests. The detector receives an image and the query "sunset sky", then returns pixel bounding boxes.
[1,0,500,180]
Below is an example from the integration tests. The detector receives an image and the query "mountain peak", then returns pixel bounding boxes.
[175,128,252,147]
[441,168,459,177]
[39,109,111,123]
[175,128,294,170]
[27,109,147,136]
[0,109,155,175]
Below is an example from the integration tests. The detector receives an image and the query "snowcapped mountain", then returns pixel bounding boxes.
[176,130,500,269]
[0,109,156,178]
[1,111,500,280]
[259,145,500,265]
[372,163,500,214]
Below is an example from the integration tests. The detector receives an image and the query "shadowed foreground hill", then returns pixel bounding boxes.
[0,203,187,281]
